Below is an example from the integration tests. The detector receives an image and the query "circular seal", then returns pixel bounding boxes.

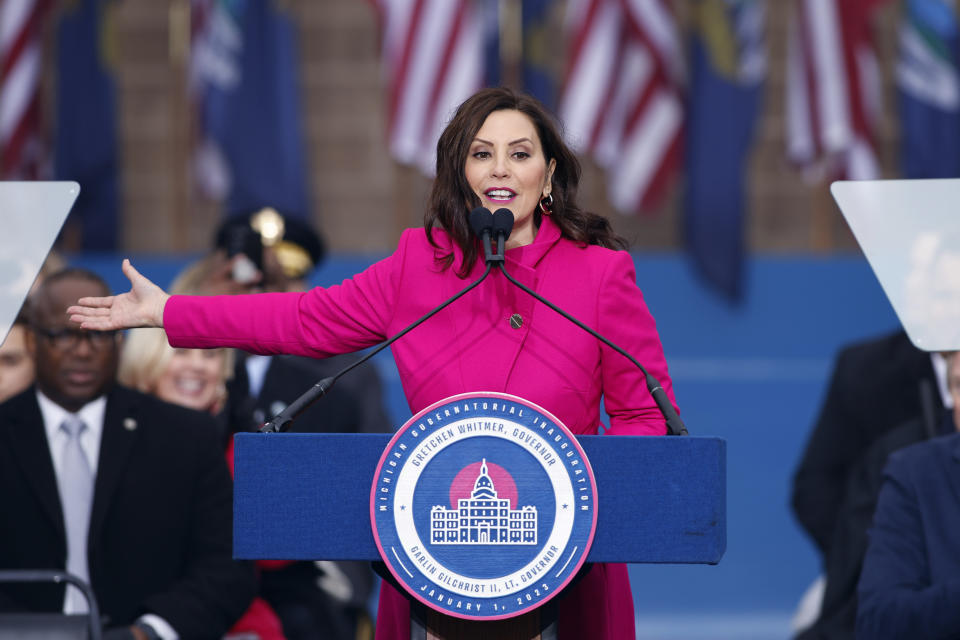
[370,392,597,621]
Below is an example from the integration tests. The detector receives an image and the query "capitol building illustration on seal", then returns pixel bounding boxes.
[430,459,538,545]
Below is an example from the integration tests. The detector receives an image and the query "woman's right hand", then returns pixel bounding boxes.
[67,259,171,330]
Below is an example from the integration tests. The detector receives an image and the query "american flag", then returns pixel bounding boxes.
[785,0,887,180]
[559,0,683,214]
[373,0,486,175]
[189,0,241,200]
[0,0,51,179]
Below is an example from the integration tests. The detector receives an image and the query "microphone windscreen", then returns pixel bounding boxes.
[468,207,493,237]
[492,208,514,240]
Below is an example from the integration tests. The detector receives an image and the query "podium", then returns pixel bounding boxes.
[233,432,725,637]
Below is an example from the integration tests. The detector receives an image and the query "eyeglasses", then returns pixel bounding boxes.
[33,327,118,351]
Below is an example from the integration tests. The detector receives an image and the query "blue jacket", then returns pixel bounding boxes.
[856,432,960,639]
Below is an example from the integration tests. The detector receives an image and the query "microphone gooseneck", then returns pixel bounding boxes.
[492,210,687,436]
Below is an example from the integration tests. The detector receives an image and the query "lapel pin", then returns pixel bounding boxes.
[123,417,137,431]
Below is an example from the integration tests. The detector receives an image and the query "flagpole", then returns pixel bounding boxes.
[499,0,522,89]
[169,0,190,250]
[810,180,835,251]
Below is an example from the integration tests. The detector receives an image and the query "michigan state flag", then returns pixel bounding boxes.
[54,0,119,249]
[897,0,960,178]
[194,0,310,218]
[684,0,765,301]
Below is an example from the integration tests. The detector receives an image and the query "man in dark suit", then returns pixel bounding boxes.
[215,209,387,640]
[214,209,390,437]
[799,350,958,639]
[792,329,945,557]
[0,268,255,638]
[856,431,960,639]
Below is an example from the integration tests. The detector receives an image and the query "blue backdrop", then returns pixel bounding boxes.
[73,251,900,639]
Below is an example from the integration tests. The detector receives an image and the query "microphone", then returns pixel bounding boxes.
[470,207,513,265]
[492,208,513,258]
[491,210,687,436]
[262,212,497,433]
[468,206,496,264]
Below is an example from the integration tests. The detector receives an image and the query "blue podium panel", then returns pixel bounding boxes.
[584,435,725,563]
[233,433,725,564]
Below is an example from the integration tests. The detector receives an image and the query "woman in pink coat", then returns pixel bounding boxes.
[71,87,678,640]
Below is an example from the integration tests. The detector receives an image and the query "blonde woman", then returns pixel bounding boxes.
[120,327,231,412]
[120,259,288,640]
[119,327,284,640]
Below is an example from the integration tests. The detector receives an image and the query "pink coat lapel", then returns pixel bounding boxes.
[427,219,561,402]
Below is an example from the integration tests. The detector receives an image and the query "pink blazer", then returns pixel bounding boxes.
[166,216,676,438]
[165,216,676,640]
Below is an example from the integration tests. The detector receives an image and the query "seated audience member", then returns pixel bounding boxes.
[792,329,947,558]
[199,211,386,640]
[0,251,68,403]
[0,268,255,638]
[176,243,381,640]
[790,330,948,633]
[119,323,285,640]
[856,431,960,638]
[803,352,959,638]
[207,209,390,434]
[0,310,36,402]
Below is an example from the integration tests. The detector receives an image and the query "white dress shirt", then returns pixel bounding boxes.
[36,390,178,640]
[37,390,105,615]
[245,354,271,398]
[931,352,954,409]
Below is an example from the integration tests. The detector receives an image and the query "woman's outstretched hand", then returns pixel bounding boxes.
[68,259,171,330]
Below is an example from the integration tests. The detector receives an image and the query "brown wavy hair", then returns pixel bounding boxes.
[424,87,627,277]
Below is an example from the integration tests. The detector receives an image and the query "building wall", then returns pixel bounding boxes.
[91,0,900,254]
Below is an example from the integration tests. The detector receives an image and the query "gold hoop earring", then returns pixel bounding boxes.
[539,193,554,216]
